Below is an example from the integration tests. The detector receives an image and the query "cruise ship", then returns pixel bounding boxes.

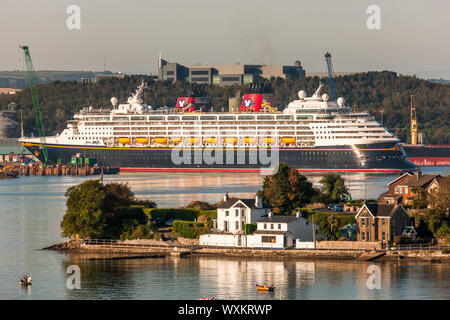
[19,82,418,173]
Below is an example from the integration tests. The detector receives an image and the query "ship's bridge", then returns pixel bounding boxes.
[283,83,350,115]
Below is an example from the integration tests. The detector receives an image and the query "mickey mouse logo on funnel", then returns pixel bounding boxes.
[239,94,263,112]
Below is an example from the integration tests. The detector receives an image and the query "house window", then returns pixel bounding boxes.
[264,224,267,229]
[361,218,365,227]
[278,224,281,230]
[225,210,229,217]
[361,232,365,240]
[262,236,276,243]
[382,219,385,226]
[382,232,386,241]
[235,221,239,230]
[235,209,239,217]
[224,221,229,231]
[242,210,245,217]
[395,187,400,194]
[270,224,274,230]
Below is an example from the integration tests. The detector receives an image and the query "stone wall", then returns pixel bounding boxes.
[315,241,381,250]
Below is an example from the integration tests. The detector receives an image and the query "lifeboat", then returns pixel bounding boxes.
[224,137,237,144]
[171,137,182,144]
[154,137,167,144]
[135,137,149,144]
[117,137,131,144]
[281,137,296,144]
[205,137,216,144]
[188,137,200,144]
[262,137,273,144]
[244,137,257,144]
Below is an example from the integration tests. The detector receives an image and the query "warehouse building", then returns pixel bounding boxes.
[158,57,305,86]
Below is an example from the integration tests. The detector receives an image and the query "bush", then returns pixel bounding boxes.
[172,220,207,239]
[436,221,450,238]
[144,208,217,221]
[243,223,257,234]
[120,223,160,240]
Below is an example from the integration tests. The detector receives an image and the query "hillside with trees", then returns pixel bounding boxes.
[0,71,448,144]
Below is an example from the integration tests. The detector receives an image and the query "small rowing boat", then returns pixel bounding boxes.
[256,284,274,292]
[19,275,32,286]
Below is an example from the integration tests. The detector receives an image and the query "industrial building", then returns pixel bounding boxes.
[158,57,305,86]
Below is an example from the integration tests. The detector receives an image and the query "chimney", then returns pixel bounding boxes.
[223,193,229,202]
[417,171,422,180]
[268,211,273,218]
[255,194,262,208]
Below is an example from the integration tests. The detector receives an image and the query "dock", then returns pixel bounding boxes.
[1,163,119,177]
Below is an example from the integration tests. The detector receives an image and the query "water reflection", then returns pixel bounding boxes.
[59,255,450,300]
[1,167,449,299]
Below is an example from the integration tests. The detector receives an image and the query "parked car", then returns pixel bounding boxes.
[328,204,343,212]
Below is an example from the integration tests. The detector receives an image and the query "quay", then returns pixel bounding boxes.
[1,163,119,177]
[18,164,120,176]
[45,239,450,263]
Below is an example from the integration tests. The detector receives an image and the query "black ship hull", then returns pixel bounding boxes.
[22,141,418,173]
[401,144,450,166]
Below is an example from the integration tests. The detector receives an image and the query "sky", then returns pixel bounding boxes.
[1,0,450,79]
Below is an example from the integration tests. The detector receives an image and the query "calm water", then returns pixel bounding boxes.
[0,167,449,300]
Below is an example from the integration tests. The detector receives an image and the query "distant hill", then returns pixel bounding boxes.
[0,71,448,144]
[0,70,108,89]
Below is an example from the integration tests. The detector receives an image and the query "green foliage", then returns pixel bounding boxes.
[309,211,356,240]
[2,72,448,144]
[345,199,365,207]
[197,210,217,219]
[61,179,153,239]
[260,163,316,214]
[144,208,216,221]
[120,223,160,240]
[147,208,199,221]
[172,220,207,239]
[436,221,450,238]
[243,223,257,234]
[185,200,216,210]
[318,174,350,204]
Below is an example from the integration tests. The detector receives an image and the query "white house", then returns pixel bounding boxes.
[200,195,321,248]
[216,193,269,234]
[247,212,321,248]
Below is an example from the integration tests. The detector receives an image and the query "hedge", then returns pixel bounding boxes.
[172,220,207,239]
[244,223,257,234]
[144,208,217,221]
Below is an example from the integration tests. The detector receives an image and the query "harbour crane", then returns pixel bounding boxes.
[324,52,337,101]
[19,45,48,163]
[410,95,418,145]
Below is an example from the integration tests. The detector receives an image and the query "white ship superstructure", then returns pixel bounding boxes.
[24,82,397,149]
[20,82,417,172]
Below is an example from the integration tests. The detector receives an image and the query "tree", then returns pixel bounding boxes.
[259,163,316,214]
[61,180,150,239]
[319,174,350,204]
